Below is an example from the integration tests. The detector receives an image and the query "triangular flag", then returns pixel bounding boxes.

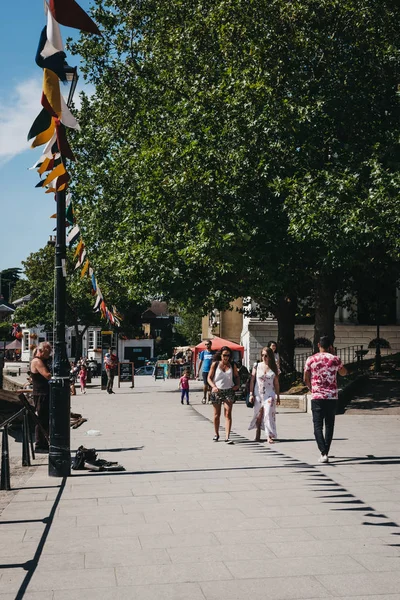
[38,157,51,175]
[27,108,52,141]
[75,248,86,269]
[42,68,61,117]
[35,26,67,81]
[42,162,65,187]
[74,239,84,258]
[60,95,80,130]
[31,120,55,148]
[80,259,90,278]
[67,225,80,245]
[55,119,76,160]
[93,294,102,311]
[49,0,101,35]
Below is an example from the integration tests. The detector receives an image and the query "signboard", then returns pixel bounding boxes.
[118,362,134,388]
[155,365,165,380]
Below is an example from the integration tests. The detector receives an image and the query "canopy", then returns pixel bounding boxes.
[5,339,21,350]
[194,336,244,375]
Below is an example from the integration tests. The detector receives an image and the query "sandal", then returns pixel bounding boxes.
[225,439,234,445]
[213,435,219,442]
[202,398,207,404]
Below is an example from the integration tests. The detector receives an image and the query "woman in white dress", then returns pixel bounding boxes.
[248,347,280,443]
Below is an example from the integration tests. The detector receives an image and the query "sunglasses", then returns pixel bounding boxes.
[261,353,268,357]
[222,353,230,357]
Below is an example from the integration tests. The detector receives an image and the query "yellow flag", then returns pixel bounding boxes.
[43,68,62,117]
[74,239,84,258]
[42,162,66,187]
[80,259,90,279]
[38,157,51,175]
[31,121,55,148]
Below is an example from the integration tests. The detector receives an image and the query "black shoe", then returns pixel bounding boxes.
[186,402,190,405]
[225,439,234,445]
[181,400,184,404]
[213,435,219,442]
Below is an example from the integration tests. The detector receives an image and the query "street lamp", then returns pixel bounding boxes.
[48,64,79,478]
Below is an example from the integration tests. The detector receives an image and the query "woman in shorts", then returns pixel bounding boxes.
[207,346,240,444]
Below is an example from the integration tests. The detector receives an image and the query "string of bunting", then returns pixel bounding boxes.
[28,0,122,327]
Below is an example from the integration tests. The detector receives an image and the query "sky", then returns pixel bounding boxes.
[0,0,94,273]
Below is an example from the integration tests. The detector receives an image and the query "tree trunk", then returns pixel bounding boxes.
[313,276,336,352]
[275,295,296,373]
[74,324,88,361]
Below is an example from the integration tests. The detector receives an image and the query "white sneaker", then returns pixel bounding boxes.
[318,454,328,463]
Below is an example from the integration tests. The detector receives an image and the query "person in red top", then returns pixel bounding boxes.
[304,335,347,463]
[179,369,190,405]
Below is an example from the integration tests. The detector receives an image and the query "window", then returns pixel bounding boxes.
[88,330,95,350]
[23,332,29,351]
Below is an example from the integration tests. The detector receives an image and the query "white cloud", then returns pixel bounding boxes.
[0,77,43,166]
[0,76,94,167]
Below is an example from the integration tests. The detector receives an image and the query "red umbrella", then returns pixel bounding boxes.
[194,336,244,375]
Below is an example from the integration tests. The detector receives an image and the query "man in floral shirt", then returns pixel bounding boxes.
[304,336,347,463]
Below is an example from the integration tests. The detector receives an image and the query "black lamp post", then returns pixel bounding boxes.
[48,64,79,477]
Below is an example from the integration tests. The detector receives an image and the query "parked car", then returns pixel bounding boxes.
[134,365,155,376]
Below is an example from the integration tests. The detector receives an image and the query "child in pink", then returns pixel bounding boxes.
[179,369,190,405]
[79,364,87,394]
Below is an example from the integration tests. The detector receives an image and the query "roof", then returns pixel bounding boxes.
[0,302,14,313]
[141,300,171,319]
[12,294,32,307]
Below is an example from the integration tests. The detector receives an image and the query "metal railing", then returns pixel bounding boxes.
[0,393,45,490]
[294,344,369,374]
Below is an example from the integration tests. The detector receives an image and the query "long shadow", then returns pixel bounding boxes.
[328,455,400,466]
[0,478,66,599]
[87,447,144,453]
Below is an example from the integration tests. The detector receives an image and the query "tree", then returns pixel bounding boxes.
[13,244,103,358]
[173,307,203,346]
[69,0,400,363]
[0,267,22,304]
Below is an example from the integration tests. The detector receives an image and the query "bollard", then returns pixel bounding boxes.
[22,411,31,467]
[0,426,11,491]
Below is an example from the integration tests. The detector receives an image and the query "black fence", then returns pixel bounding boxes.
[294,344,370,374]
[0,393,44,490]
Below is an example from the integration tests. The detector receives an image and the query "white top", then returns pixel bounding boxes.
[213,365,233,390]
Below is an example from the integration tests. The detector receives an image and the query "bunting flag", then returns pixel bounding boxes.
[42,161,66,187]
[31,120,55,148]
[80,259,90,278]
[66,224,80,245]
[75,248,86,269]
[35,25,66,81]
[29,0,121,328]
[42,68,61,117]
[49,0,101,36]
[27,108,52,141]
[55,120,75,161]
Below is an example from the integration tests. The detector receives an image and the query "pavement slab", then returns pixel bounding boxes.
[0,376,399,599]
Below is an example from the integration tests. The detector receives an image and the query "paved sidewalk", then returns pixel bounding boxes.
[0,377,400,599]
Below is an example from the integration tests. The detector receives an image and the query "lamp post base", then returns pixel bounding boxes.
[49,377,71,477]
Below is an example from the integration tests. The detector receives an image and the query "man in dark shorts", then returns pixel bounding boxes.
[30,341,52,452]
[197,340,214,404]
[304,335,347,464]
